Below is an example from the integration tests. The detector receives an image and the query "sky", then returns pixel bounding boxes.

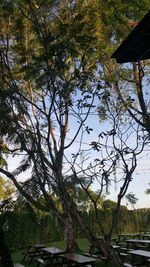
[108,153,150,209]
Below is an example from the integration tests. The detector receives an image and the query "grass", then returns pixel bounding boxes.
[11,238,120,267]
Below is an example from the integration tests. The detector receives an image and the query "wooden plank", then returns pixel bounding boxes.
[14,264,25,267]
[123,264,136,267]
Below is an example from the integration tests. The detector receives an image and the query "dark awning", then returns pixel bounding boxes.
[111,10,150,63]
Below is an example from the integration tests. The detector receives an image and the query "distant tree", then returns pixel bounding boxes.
[102,200,117,211]
[125,192,138,210]
[145,183,150,195]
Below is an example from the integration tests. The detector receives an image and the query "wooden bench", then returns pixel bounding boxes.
[82,252,99,258]
[123,264,137,267]
[14,264,25,267]
[34,257,61,267]
[82,252,107,261]
[118,252,128,263]
[61,253,97,266]
[120,247,133,252]
[120,252,128,257]
[34,253,63,267]
[34,257,45,265]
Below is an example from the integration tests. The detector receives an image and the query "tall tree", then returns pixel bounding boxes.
[0,0,148,264]
[0,0,103,253]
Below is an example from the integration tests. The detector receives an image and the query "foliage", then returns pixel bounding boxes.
[145,183,150,195]
[2,206,150,251]
[125,192,139,209]
[102,200,117,211]
[0,176,15,201]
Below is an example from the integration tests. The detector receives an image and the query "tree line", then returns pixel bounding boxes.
[1,201,150,251]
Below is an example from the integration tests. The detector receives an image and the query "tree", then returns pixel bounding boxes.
[145,183,150,195]
[0,0,105,253]
[72,187,105,212]
[91,0,150,141]
[125,192,138,210]
[0,0,148,264]
[93,0,150,239]
[102,200,117,211]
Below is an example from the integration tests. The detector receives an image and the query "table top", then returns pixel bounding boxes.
[129,249,150,258]
[61,253,97,264]
[126,239,150,244]
[42,247,65,254]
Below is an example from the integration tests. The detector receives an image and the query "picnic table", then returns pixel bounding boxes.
[60,253,97,266]
[118,234,140,241]
[22,244,45,262]
[34,247,65,266]
[129,249,150,266]
[125,239,150,249]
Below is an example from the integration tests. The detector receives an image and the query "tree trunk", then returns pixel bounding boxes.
[69,203,123,266]
[64,211,79,251]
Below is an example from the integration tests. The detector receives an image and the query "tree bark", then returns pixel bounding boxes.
[64,211,79,251]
